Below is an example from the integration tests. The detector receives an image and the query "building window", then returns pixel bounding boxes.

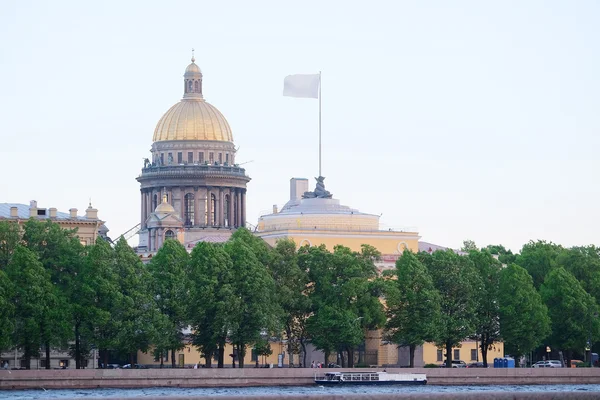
[436,349,443,362]
[199,152,204,164]
[188,152,193,164]
[225,153,229,164]
[184,193,195,227]
[218,153,222,164]
[194,81,199,91]
[20,359,27,368]
[160,153,164,165]
[177,152,183,164]
[59,360,69,368]
[152,194,158,210]
[251,348,258,362]
[167,153,173,165]
[209,152,214,164]
[165,230,175,240]
[471,349,477,361]
[453,349,460,361]
[188,81,193,92]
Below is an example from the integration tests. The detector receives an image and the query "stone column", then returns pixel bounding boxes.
[193,187,200,227]
[180,187,186,221]
[140,190,146,229]
[206,188,212,227]
[219,188,225,227]
[228,188,234,228]
[241,189,246,227]
[236,189,242,228]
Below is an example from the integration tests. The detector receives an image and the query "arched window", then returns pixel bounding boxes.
[184,193,195,227]
[184,80,188,93]
[165,230,175,240]
[188,81,193,91]
[152,194,158,211]
[224,194,230,227]
[194,81,199,92]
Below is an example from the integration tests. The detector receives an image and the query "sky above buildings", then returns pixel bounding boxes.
[1,0,599,252]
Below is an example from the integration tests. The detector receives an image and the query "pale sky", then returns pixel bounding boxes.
[1,0,599,252]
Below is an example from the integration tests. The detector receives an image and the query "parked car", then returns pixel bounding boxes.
[439,360,467,368]
[122,364,147,369]
[533,360,563,368]
[468,362,487,368]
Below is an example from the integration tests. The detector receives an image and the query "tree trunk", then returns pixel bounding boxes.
[75,324,81,370]
[205,353,212,368]
[481,334,488,368]
[339,351,345,368]
[323,349,329,369]
[129,353,135,366]
[302,341,309,368]
[102,350,109,369]
[445,342,452,368]
[45,341,51,369]
[218,343,224,368]
[409,344,415,368]
[238,344,246,368]
[160,350,164,368]
[347,348,354,368]
[231,344,236,368]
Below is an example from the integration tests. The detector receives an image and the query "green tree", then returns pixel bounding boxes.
[0,269,14,351]
[6,245,58,369]
[304,244,385,367]
[419,249,478,368]
[268,239,311,368]
[557,246,600,302]
[516,240,562,289]
[0,221,21,270]
[72,239,119,369]
[22,219,83,368]
[540,267,600,366]
[113,238,164,366]
[384,250,440,367]
[461,240,478,252]
[188,241,235,368]
[147,239,190,368]
[253,338,273,366]
[484,244,517,265]
[468,249,502,367]
[498,264,550,363]
[225,231,278,368]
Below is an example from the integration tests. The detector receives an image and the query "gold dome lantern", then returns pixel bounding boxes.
[152,57,233,143]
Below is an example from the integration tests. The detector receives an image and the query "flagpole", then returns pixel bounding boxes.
[318,71,322,177]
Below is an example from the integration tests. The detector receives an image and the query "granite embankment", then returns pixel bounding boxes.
[2,368,600,390]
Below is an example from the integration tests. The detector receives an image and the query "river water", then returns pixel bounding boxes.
[2,385,600,399]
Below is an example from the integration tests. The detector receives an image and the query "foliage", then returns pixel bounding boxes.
[268,239,311,367]
[498,264,550,360]
[468,249,502,367]
[516,240,563,289]
[461,240,478,252]
[0,221,21,270]
[556,246,600,302]
[419,249,479,367]
[5,245,58,368]
[188,241,235,368]
[384,250,440,367]
[147,239,190,367]
[0,269,14,351]
[540,267,600,362]
[484,244,517,265]
[225,230,278,368]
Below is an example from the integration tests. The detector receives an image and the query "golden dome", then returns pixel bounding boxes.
[153,99,233,142]
[155,194,175,214]
[152,58,233,143]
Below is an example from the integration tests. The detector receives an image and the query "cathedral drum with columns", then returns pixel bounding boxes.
[137,56,250,253]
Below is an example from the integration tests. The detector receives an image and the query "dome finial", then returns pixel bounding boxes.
[191,48,195,63]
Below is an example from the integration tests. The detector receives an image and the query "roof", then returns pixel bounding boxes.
[0,203,95,221]
[418,241,466,256]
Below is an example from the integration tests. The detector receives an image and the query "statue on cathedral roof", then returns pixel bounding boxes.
[303,176,332,199]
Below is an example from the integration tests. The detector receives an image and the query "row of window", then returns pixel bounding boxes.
[436,349,479,362]
[159,151,230,166]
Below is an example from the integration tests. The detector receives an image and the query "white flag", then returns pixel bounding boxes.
[283,74,320,99]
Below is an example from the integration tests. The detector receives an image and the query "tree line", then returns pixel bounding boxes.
[384,240,600,367]
[1,219,598,369]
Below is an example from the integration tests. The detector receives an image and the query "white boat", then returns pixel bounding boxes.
[314,371,427,386]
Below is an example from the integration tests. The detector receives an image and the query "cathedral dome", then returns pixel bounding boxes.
[152,57,233,143]
[152,99,233,142]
